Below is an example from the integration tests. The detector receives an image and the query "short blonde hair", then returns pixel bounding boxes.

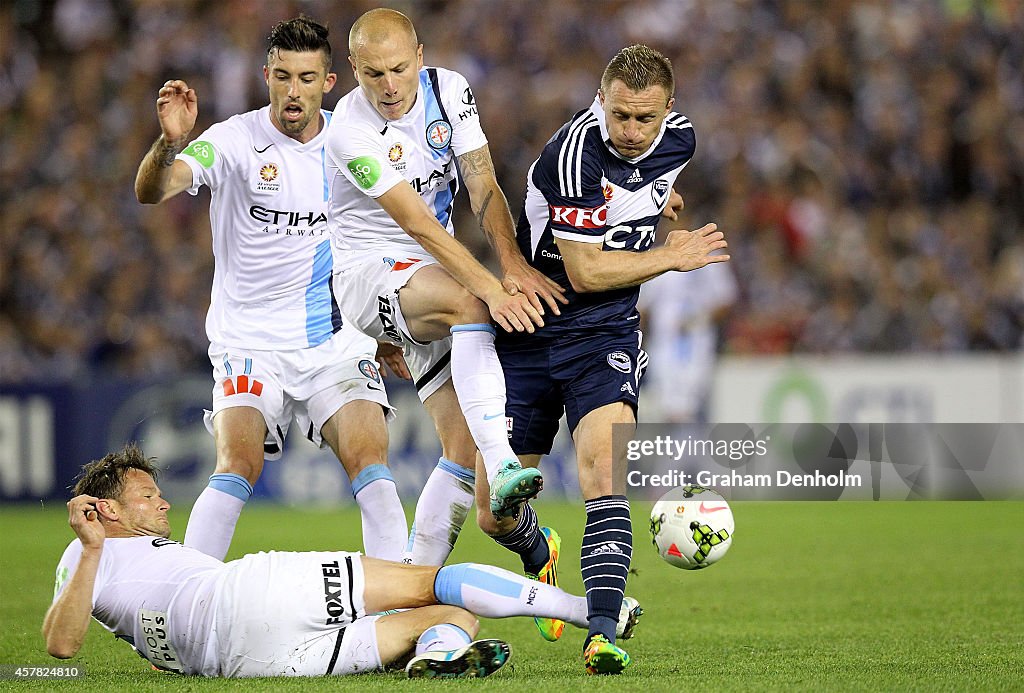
[601,44,674,99]
[349,8,418,55]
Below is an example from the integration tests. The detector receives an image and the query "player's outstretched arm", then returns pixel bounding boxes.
[375,182,545,333]
[135,80,198,204]
[42,495,105,659]
[457,145,567,315]
[560,223,729,293]
[662,223,730,271]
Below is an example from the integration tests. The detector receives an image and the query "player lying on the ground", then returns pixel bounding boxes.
[42,444,642,679]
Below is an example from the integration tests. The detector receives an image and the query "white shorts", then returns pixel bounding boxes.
[333,251,452,402]
[213,551,383,677]
[206,327,394,460]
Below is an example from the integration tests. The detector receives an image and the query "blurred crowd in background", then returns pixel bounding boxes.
[2,0,1022,383]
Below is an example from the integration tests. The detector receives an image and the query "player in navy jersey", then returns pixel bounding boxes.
[473,45,730,674]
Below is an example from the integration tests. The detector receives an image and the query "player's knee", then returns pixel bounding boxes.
[213,450,263,485]
[445,288,489,326]
[339,446,388,476]
[435,606,479,637]
[437,435,475,469]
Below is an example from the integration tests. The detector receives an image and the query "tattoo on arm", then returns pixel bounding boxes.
[475,190,494,241]
[458,147,494,178]
[154,136,186,167]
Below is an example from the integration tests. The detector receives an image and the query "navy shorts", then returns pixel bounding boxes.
[497,330,647,456]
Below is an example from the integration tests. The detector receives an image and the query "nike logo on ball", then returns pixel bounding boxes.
[699,502,728,513]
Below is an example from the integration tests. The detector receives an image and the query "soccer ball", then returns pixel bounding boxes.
[649,485,734,570]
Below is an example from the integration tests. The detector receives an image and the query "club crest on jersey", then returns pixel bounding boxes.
[256,163,281,192]
[652,179,670,208]
[607,351,632,373]
[358,359,382,383]
[426,119,452,150]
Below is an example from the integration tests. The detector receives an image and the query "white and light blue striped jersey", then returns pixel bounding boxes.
[511,97,695,339]
[177,106,343,349]
[325,67,487,263]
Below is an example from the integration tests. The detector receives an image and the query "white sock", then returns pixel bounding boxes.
[352,465,407,562]
[408,458,474,566]
[435,563,589,628]
[449,325,517,484]
[415,623,472,656]
[183,473,252,560]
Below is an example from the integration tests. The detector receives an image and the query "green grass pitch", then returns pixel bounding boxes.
[2,500,1021,691]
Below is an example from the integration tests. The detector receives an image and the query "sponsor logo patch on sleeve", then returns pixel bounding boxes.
[348,156,382,190]
[182,140,215,168]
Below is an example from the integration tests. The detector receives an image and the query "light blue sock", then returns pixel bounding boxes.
[415,623,472,655]
[434,563,588,627]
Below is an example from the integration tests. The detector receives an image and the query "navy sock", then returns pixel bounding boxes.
[493,503,548,575]
[581,495,632,646]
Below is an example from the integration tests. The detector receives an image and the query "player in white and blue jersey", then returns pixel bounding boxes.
[43,444,642,678]
[326,9,567,563]
[474,45,730,674]
[133,18,407,564]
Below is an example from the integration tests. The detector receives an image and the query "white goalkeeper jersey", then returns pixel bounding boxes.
[177,106,344,350]
[53,537,223,675]
[326,66,488,263]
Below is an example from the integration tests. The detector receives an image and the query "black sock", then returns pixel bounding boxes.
[581,495,632,646]
[493,503,548,575]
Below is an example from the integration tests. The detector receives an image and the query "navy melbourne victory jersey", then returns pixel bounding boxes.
[513,97,695,339]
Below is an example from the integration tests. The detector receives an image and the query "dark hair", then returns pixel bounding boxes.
[601,44,674,99]
[72,443,159,500]
[267,15,331,67]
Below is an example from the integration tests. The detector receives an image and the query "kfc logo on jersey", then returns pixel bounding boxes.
[549,204,608,229]
[255,163,281,193]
